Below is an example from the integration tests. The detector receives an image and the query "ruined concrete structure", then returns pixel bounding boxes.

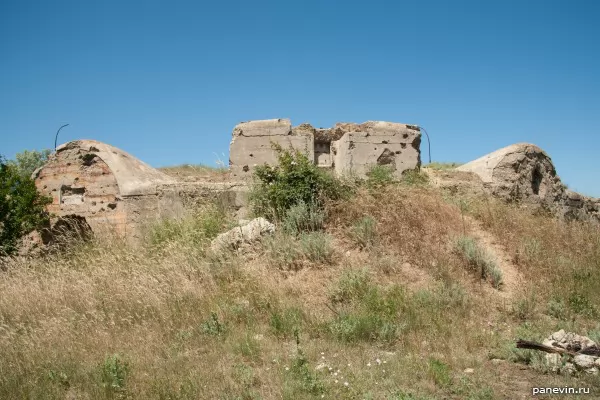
[33,129,597,243]
[34,140,184,240]
[457,143,600,221]
[34,140,250,240]
[229,119,422,179]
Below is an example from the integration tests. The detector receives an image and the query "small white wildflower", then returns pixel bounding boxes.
[347,363,351,367]
[333,372,338,376]
[328,367,333,372]
[383,360,387,364]
[285,367,289,371]
[334,379,338,383]
[321,356,325,359]
[367,362,372,367]
[344,382,349,387]
[376,358,382,365]
[321,352,325,355]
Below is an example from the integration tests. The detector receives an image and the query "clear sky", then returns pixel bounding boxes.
[1,0,599,196]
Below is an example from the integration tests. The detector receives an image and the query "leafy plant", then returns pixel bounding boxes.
[427,358,452,387]
[100,354,129,396]
[8,149,51,178]
[366,164,395,187]
[350,216,378,248]
[299,232,334,263]
[281,200,324,236]
[455,236,503,288]
[0,156,51,255]
[201,312,227,336]
[401,169,429,186]
[250,144,349,221]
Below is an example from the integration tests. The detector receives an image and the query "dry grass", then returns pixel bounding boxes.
[159,164,230,182]
[1,185,599,399]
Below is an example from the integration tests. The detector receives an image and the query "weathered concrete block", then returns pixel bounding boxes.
[332,122,421,178]
[229,119,313,179]
[233,118,292,137]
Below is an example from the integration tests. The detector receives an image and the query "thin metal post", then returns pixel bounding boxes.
[420,126,432,164]
[54,124,70,151]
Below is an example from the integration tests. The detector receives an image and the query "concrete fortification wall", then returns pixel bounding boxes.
[229,119,314,179]
[229,119,422,179]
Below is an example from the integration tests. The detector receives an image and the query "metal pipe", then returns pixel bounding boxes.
[419,126,432,164]
[54,124,70,151]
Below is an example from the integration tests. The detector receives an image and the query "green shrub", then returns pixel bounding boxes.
[366,164,395,187]
[265,232,303,270]
[350,216,378,248]
[250,145,349,221]
[270,307,303,338]
[285,348,325,396]
[281,201,324,236]
[401,169,429,186]
[8,149,51,178]
[201,312,227,337]
[328,273,406,343]
[299,232,334,263]
[0,156,51,255]
[100,354,129,396]
[146,204,226,249]
[455,236,503,288]
[427,358,452,387]
[330,268,371,304]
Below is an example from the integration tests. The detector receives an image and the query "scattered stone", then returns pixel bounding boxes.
[463,368,474,374]
[210,217,275,252]
[574,354,596,370]
[563,362,577,375]
[539,330,600,375]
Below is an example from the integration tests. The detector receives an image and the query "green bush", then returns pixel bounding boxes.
[401,169,429,186]
[281,201,324,236]
[0,156,51,255]
[299,232,334,263]
[265,232,303,270]
[100,354,129,396]
[366,164,395,187]
[250,145,349,221]
[455,236,503,289]
[146,204,226,249]
[350,216,378,248]
[8,149,51,178]
[270,307,304,338]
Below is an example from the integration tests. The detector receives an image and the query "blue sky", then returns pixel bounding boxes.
[1,0,599,196]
